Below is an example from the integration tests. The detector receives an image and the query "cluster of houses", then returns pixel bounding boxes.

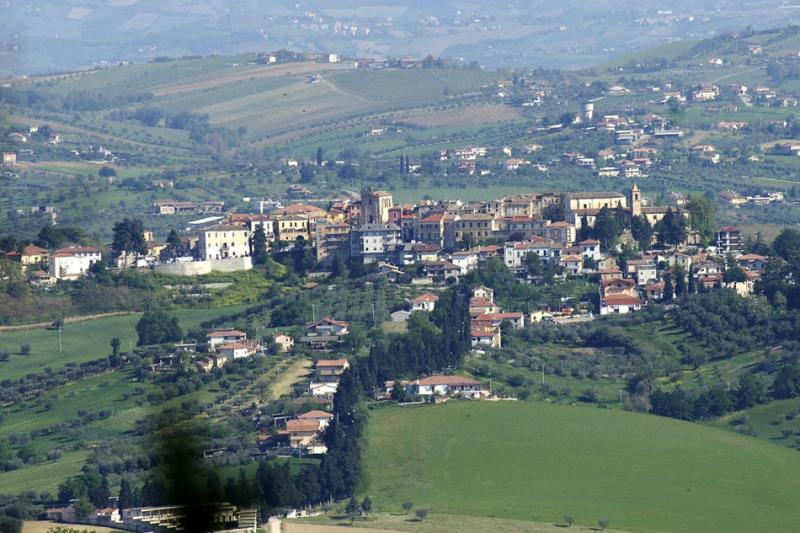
[5,243,102,283]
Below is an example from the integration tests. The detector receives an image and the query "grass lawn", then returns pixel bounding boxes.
[0,450,89,495]
[0,305,252,380]
[295,512,625,533]
[364,401,800,533]
[708,397,800,448]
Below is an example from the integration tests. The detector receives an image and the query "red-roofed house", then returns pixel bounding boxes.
[469,297,500,316]
[285,419,323,448]
[600,294,643,315]
[471,323,501,348]
[561,255,583,276]
[315,358,350,381]
[298,410,334,429]
[49,246,102,280]
[207,329,247,349]
[578,239,601,261]
[415,212,446,245]
[412,293,439,312]
[405,375,485,398]
[218,341,258,361]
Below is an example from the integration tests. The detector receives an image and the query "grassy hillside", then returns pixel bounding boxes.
[364,402,800,533]
[0,305,251,380]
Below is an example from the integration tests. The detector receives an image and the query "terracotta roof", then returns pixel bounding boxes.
[299,410,334,419]
[469,298,495,307]
[286,419,321,432]
[579,239,600,245]
[21,244,48,256]
[738,254,767,261]
[52,246,101,256]
[601,278,636,287]
[569,192,624,199]
[308,317,349,328]
[602,295,642,306]
[561,255,582,262]
[471,327,497,337]
[412,243,441,252]
[482,312,523,321]
[229,213,272,222]
[219,342,249,350]
[273,203,326,216]
[415,375,480,386]
[420,212,445,223]
[413,293,440,303]
[207,329,246,338]
[548,221,574,228]
[206,224,246,232]
[316,358,348,368]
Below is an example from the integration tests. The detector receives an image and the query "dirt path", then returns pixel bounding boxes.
[0,312,133,332]
[23,521,123,533]
[152,62,341,97]
[269,358,312,401]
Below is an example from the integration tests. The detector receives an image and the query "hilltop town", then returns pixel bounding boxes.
[5,21,800,533]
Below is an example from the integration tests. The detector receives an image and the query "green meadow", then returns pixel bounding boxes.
[0,305,251,380]
[364,401,800,533]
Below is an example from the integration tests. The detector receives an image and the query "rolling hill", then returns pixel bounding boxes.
[364,401,800,533]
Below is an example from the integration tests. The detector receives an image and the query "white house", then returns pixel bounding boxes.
[298,410,334,429]
[218,342,254,362]
[49,246,102,280]
[207,329,247,349]
[309,381,339,398]
[306,318,349,337]
[578,239,601,261]
[411,293,439,312]
[600,295,643,315]
[405,375,484,399]
[560,255,583,276]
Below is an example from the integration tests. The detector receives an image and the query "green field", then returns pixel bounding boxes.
[0,305,251,380]
[0,450,89,495]
[364,402,800,533]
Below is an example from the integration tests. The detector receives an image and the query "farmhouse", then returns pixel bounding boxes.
[411,293,439,312]
[49,246,102,280]
[152,200,197,215]
[272,334,294,352]
[600,294,643,315]
[306,318,349,337]
[298,410,334,429]
[207,329,247,349]
[405,375,485,399]
[218,341,258,362]
[315,358,350,381]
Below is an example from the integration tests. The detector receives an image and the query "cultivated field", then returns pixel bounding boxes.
[364,401,800,533]
[397,104,522,128]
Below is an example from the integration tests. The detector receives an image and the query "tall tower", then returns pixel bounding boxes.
[629,183,642,217]
[360,187,393,225]
[582,102,594,122]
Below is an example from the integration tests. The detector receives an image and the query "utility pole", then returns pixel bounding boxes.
[58,324,62,353]
[541,358,545,385]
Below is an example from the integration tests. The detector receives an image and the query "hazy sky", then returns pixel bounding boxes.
[3,1,800,75]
